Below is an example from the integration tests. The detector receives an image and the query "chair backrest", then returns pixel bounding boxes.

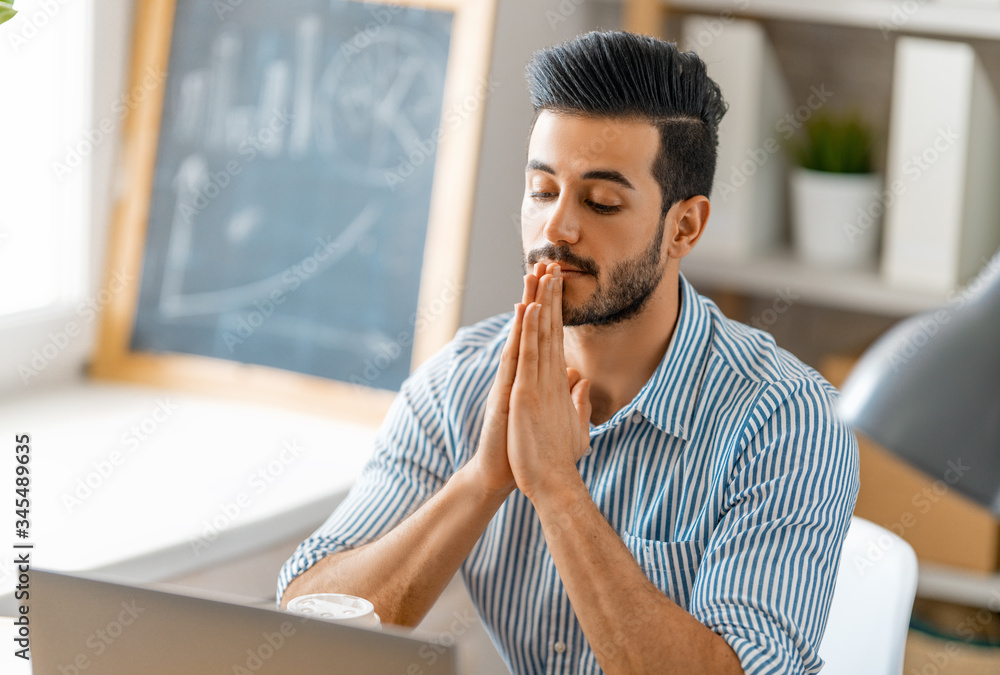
[817,516,918,675]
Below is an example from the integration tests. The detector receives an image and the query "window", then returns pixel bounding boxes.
[0,0,91,317]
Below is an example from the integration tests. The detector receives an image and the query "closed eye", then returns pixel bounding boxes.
[531,192,621,215]
[586,200,620,215]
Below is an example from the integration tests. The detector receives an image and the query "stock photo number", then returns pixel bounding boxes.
[13,433,32,661]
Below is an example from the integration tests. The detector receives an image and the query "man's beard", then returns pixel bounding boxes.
[523,220,667,327]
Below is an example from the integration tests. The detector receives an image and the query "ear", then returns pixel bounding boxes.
[664,195,710,259]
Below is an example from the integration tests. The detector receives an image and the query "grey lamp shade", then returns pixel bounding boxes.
[838,251,1000,516]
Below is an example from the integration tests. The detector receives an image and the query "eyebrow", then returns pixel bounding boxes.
[526,159,635,191]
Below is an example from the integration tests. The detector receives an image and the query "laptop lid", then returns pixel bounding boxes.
[30,569,455,674]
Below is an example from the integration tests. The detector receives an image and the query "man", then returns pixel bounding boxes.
[279,31,858,674]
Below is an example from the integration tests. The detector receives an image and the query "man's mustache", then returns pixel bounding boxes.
[524,245,599,276]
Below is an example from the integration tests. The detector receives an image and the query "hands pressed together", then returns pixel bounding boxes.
[470,262,592,503]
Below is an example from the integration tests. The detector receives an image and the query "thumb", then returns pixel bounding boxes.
[571,378,592,440]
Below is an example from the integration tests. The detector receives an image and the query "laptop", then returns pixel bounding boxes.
[30,569,456,674]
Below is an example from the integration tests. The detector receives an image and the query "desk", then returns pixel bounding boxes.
[0,380,377,614]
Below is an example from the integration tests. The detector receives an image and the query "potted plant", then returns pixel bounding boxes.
[788,112,882,269]
[0,2,15,25]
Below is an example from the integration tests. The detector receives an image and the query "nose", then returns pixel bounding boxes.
[541,195,580,246]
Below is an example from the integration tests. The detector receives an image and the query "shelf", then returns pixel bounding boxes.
[681,249,951,316]
[666,0,1000,41]
[917,561,1000,610]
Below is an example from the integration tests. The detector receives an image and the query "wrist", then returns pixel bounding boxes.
[523,469,588,511]
[455,458,515,507]
[529,475,594,538]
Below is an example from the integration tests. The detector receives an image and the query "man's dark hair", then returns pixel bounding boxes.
[525,31,727,218]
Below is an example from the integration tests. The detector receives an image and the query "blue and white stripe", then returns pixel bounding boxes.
[278,273,859,675]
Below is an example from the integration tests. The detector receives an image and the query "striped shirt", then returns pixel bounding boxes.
[278,273,859,675]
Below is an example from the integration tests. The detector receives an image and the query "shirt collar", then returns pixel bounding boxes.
[594,273,712,442]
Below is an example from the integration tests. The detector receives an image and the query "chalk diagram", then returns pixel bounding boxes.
[157,155,380,319]
[154,14,446,319]
[311,26,448,184]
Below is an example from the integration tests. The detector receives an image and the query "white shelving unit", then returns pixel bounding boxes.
[654,0,1000,315]
[667,0,1000,41]
[681,249,951,316]
[917,562,1000,611]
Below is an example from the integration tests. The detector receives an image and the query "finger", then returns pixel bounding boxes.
[499,303,525,384]
[571,378,593,453]
[566,367,582,390]
[490,304,525,414]
[534,261,547,280]
[515,302,540,388]
[537,276,552,375]
[551,265,564,363]
[522,273,538,305]
[571,377,591,413]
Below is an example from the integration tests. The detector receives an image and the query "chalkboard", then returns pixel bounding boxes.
[92,0,496,424]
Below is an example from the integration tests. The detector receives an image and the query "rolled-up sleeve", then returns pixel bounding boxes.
[276,350,456,604]
[688,378,860,675]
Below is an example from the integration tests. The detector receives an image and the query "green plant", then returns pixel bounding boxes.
[0,1,16,26]
[790,112,874,174]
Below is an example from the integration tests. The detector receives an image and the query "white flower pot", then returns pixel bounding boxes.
[790,167,883,269]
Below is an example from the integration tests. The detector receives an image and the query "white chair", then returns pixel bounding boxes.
[817,516,918,675]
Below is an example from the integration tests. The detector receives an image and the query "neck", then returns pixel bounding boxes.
[564,267,682,425]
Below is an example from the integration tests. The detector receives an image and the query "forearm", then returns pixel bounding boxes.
[280,464,509,626]
[533,481,743,674]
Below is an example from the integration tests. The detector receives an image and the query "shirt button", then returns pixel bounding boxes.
[554,641,567,654]
[630,411,643,424]
[584,446,593,456]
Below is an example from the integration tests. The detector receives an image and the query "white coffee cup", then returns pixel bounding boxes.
[285,593,382,630]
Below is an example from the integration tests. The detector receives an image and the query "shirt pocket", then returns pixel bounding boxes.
[620,532,704,610]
